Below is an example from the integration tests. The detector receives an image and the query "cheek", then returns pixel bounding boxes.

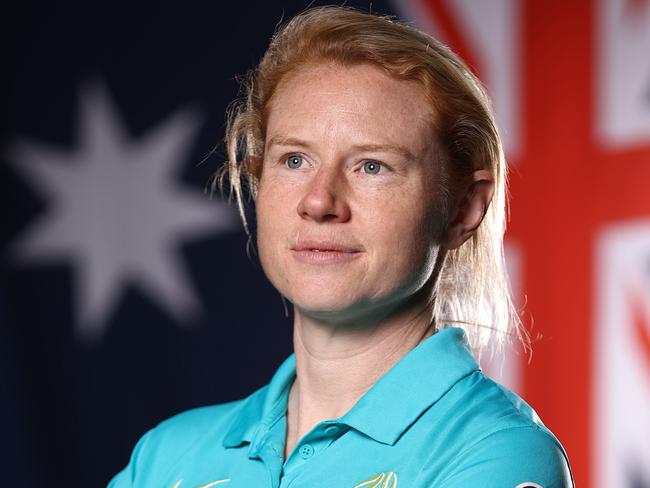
[255,216,286,295]
[366,192,442,275]
[393,213,441,288]
[397,216,438,266]
[366,187,441,244]
[255,184,295,282]
[255,189,279,263]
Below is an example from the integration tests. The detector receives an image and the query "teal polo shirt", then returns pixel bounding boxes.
[109,327,574,487]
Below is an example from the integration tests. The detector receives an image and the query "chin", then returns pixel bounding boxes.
[290,290,400,327]
[290,293,359,318]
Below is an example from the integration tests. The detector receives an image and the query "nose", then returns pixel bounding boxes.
[297,167,351,223]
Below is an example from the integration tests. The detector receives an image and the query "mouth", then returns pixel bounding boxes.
[292,240,362,263]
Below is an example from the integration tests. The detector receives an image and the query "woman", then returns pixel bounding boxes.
[110,7,574,487]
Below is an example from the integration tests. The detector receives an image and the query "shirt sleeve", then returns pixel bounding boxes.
[436,426,574,488]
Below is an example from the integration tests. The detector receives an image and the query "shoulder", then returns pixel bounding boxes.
[439,370,564,442]
[108,388,267,487]
[438,425,573,487]
[431,372,574,487]
[143,400,242,452]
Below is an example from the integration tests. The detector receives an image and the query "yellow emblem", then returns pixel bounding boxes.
[353,471,398,488]
[172,479,231,488]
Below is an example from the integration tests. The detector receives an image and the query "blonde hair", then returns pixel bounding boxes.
[218,6,522,352]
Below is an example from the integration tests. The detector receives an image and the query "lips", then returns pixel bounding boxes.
[293,240,361,253]
[291,240,362,264]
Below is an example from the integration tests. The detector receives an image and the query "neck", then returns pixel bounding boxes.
[283,297,435,458]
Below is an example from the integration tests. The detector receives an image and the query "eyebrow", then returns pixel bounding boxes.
[265,136,416,160]
[265,136,311,151]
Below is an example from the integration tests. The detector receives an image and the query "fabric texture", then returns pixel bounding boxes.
[109,327,574,487]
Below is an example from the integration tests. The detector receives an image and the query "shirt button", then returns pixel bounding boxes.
[299,444,314,459]
[324,425,339,436]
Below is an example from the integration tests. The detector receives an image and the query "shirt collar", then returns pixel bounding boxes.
[340,327,479,445]
[223,327,478,448]
[223,354,296,449]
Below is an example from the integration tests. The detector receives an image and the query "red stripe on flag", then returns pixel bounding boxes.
[510,0,594,485]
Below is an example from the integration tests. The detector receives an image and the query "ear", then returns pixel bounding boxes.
[441,169,494,250]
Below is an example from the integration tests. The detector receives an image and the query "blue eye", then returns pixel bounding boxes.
[286,155,304,169]
[362,160,382,174]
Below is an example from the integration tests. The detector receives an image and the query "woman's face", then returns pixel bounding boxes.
[256,62,446,324]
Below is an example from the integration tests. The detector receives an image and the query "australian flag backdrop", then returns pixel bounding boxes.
[3,0,650,486]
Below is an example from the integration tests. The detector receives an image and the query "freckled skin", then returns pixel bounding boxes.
[256,62,445,325]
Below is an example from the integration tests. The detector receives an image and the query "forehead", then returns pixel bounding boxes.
[265,62,436,155]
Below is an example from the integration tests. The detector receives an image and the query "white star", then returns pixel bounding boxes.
[8,82,238,341]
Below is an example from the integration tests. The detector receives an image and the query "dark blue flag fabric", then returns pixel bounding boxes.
[3,1,395,485]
